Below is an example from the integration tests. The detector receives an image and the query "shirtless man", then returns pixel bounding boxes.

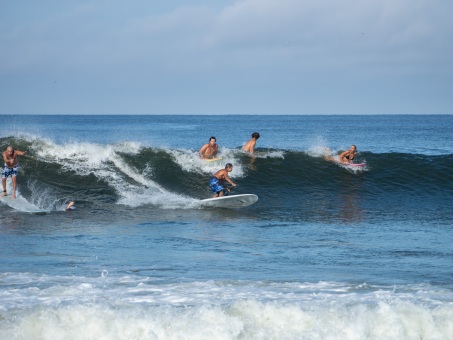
[199,136,218,159]
[242,132,260,154]
[209,163,237,197]
[2,146,27,199]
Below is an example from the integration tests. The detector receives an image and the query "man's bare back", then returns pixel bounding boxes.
[242,132,260,154]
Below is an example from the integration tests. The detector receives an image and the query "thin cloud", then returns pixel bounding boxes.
[0,0,452,114]
[1,0,451,74]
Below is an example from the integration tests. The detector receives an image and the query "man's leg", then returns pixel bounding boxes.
[11,176,17,199]
[1,177,6,197]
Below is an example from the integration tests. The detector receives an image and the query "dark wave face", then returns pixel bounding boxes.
[1,137,452,224]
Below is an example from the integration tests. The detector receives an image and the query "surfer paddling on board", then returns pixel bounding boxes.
[209,163,237,197]
[325,145,357,164]
[199,136,219,159]
[2,146,27,199]
[339,145,357,164]
[242,132,260,155]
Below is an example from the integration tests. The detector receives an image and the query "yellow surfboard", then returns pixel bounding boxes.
[205,158,223,162]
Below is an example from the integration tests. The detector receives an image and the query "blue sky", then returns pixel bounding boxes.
[1,0,452,114]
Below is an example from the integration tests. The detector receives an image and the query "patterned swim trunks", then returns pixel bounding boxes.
[2,164,19,178]
[209,176,224,194]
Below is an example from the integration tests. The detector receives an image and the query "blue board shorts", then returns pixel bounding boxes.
[209,176,224,194]
[2,164,19,178]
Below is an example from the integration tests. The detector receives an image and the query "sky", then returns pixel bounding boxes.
[1,0,452,115]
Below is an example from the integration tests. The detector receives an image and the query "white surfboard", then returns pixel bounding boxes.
[0,194,46,213]
[200,194,258,209]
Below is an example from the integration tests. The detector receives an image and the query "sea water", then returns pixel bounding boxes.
[0,115,452,339]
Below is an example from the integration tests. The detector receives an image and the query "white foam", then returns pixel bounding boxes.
[31,140,199,209]
[166,147,246,178]
[307,144,331,158]
[0,274,452,339]
[26,180,60,211]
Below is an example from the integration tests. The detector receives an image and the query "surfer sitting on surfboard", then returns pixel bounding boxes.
[209,163,237,197]
[2,145,27,200]
[325,145,357,164]
[199,136,219,159]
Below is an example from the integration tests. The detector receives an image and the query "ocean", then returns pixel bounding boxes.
[0,114,452,339]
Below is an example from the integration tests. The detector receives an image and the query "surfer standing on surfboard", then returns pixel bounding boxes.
[199,136,219,159]
[2,146,27,200]
[209,163,237,197]
[325,145,357,164]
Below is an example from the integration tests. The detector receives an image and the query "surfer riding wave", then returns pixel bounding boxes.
[209,163,237,197]
[2,146,27,199]
[325,145,357,164]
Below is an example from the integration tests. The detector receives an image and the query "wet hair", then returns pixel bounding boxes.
[351,144,357,151]
[252,132,260,139]
[225,163,233,169]
[210,136,216,142]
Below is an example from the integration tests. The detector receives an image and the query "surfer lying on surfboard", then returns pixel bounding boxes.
[325,145,357,164]
[209,163,237,197]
